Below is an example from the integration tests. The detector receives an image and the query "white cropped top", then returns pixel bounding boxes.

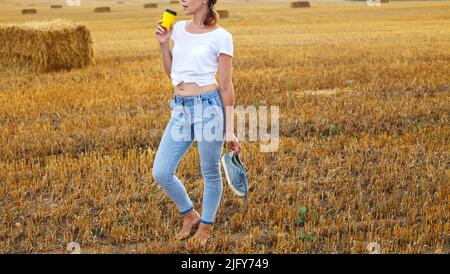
[170,20,233,87]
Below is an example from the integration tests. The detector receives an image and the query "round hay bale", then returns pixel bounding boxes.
[290,1,310,8]
[117,1,125,4]
[94,6,111,13]
[0,19,95,74]
[216,10,229,19]
[381,0,389,3]
[169,0,179,4]
[144,3,157,8]
[22,8,37,15]
[50,5,63,9]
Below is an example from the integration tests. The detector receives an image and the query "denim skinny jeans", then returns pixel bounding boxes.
[152,89,225,224]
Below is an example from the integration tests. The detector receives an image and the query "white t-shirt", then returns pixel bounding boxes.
[170,19,233,87]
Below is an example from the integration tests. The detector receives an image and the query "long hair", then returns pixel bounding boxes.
[203,0,218,26]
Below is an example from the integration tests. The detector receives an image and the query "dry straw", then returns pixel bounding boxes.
[216,10,229,19]
[169,0,179,4]
[0,19,95,74]
[291,1,310,8]
[381,0,389,3]
[50,5,63,9]
[94,7,111,13]
[143,3,158,8]
[22,9,37,14]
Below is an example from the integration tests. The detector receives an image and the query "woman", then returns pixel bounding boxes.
[153,0,240,247]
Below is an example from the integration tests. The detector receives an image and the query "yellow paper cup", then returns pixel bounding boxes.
[161,8,177,30]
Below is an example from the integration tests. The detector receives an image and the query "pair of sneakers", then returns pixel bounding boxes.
[221,149,249,213]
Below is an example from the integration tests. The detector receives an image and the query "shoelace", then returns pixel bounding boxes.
[226,149,249,218]
[234,154,248,218]
[242,172,248,218]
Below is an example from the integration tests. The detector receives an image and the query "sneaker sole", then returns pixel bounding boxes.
[221,155,246,197]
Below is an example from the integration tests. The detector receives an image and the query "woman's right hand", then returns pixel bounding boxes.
[225,132,241,154]
[155,18,173,45]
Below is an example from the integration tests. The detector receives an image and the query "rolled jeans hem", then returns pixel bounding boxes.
[180,206,194,215]
[201,219,214,225]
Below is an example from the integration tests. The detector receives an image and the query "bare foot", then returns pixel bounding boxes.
[187,223,212,249]
[175,209,201,240]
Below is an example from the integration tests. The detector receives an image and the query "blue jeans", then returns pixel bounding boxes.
[152,89,225,224]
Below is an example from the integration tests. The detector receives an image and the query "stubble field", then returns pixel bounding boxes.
[0,0,449,253]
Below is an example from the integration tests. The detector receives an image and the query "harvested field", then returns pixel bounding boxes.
[0,0,448,254]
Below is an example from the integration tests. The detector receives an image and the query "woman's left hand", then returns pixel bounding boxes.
[225,133,241,154]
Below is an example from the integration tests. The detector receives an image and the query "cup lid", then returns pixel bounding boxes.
[164,8,177,16]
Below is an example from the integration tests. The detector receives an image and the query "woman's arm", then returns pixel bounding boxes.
[160,43,173,78]
[155,19,173,79]
[218,53,241,154]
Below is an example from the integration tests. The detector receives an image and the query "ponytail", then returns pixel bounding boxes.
[204,0,218,26]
